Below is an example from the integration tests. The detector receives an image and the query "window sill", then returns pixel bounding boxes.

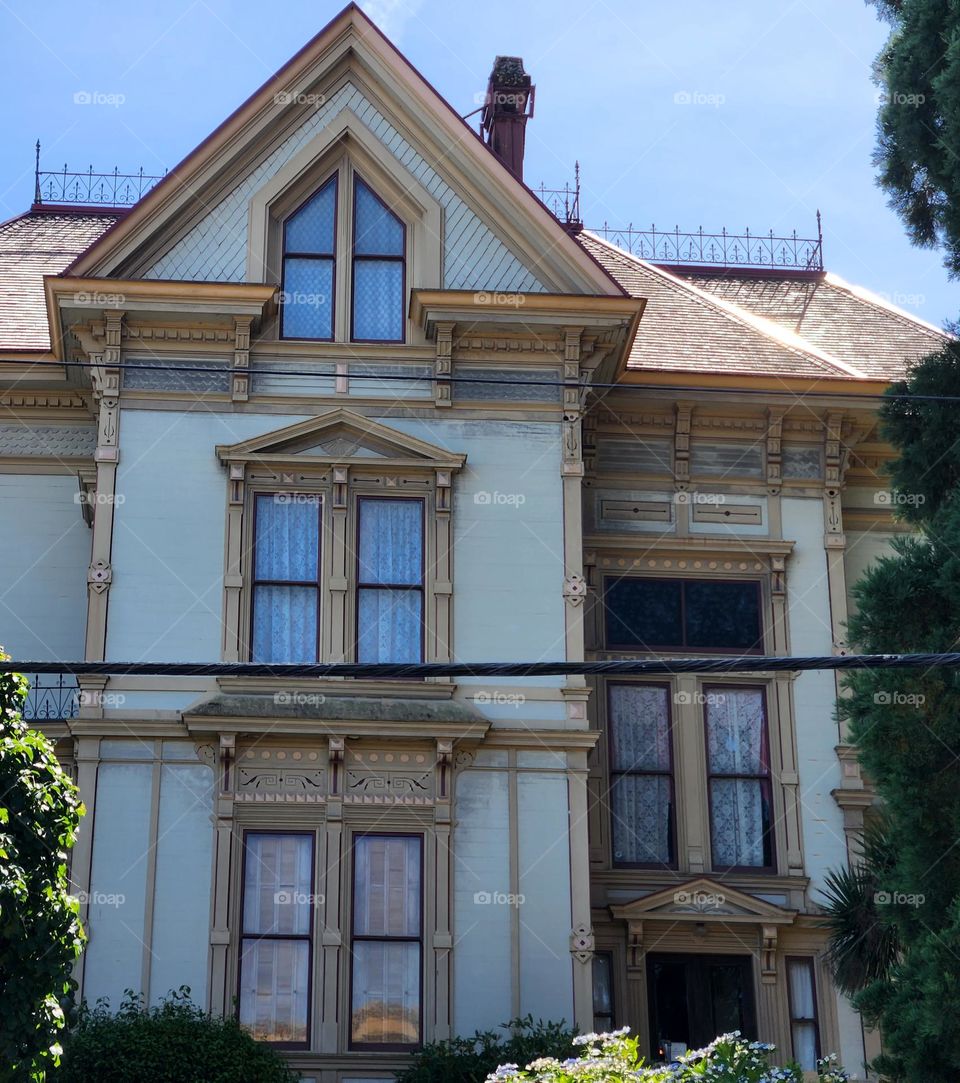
[215,676,456,700]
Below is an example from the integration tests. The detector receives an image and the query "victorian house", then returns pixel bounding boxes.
[0,5,946,1080]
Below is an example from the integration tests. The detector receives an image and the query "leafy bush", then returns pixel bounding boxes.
[57,988,298,1083]
[0,658,85,1082]
[395,1015,577,1083]
[484,1030,848,1082]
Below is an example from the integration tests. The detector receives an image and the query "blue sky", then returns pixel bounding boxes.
[2,0,955,325]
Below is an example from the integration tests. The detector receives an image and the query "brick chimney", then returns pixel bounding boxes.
[481,57,534,182]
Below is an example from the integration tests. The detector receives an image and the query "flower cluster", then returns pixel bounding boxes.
[484,1030,848,1083]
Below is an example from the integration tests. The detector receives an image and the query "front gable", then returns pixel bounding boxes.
[68,5,618,298]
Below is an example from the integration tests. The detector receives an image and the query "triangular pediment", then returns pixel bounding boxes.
[610,877,796,926]
[66,5,617,298]
[216,408,466,470]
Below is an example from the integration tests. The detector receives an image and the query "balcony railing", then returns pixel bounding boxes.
[22,674,79,722]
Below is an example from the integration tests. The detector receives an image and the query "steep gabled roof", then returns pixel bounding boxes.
[674,266,949,381]
[579,231,868,382]
[64,3,619,297]
[0,209,120,352]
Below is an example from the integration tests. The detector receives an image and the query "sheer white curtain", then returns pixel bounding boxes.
[251,496,320,663]
[706,689,769,867]
[788,958,819,1069]
[356,499,423,663]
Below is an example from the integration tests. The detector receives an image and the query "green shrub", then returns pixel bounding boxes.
[57,988,298,1083]
[394,1015,576,1083]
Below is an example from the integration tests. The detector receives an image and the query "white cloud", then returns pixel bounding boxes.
[359,0,425,43]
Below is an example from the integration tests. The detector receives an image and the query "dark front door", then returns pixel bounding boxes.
[646,953,756,1059]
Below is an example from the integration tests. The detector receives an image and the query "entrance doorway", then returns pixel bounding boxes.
[646,953,756,1060]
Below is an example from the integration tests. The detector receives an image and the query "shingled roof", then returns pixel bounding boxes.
[0,209,121,352]
[578,231,874,382]
[672,267,948,381]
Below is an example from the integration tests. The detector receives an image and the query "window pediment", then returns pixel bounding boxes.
[215,409,466,471]
[610,877,796,926]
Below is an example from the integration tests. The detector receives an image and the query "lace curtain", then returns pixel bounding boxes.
[609,685,673,864]
[706,689,770,867]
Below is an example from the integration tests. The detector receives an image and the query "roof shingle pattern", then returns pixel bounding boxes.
[0,211,120,351]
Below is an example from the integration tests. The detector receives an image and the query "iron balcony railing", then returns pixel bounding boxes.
[22,674,79,722]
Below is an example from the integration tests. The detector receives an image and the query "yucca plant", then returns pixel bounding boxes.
[820,813,900,996]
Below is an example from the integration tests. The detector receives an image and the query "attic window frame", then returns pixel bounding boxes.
[276,155,410,345]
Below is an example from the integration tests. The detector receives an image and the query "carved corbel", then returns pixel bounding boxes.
[766,409,784,493]
[674,402,693,487]
[625,920,644,971]
[434,321,454,407]
[219,734,236,794]
[328,736,344,797]
[760,925,778,984]
[232,316,252,402]
[436,738,453,802]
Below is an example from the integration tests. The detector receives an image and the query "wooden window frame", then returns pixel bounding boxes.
[278,164,409,345]
[703,685,776,873]
[348,831,425,1052]
[249,492,324,664]
[592,950,616,1032]
[350,174,407,344]
[602,575,764,654]
[607,682,677,870]
[237,829,316,1050]
[354,495,426,665]
[786,955,821,1069]
[279,172,338,342]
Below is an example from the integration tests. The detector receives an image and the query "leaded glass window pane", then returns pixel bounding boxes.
[353,260,403,341]
[354,179,403,255]
[285,176,336,253]
[281,257,334,339]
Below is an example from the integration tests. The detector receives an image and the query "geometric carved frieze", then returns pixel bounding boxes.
[344,747,435,804]
[235,745,326,802]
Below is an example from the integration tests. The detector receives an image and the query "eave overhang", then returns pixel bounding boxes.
[43,275,277,357]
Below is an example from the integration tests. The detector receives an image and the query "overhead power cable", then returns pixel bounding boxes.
[4,654,960,679]
[0,356,950,403]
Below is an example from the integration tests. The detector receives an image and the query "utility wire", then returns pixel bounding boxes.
[5,654,960,679]
[0,355,946,403]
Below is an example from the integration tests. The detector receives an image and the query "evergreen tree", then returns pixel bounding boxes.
[823,353,960,1081]
[869,0,960,274]
[0,656,85,1081]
